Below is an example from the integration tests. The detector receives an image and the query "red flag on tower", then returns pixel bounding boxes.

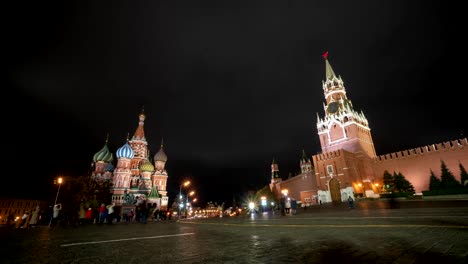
[322,51,328,59]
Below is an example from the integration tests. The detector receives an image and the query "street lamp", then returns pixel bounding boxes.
[178,181,190,220]
[49,177,63,227]
[185,191,195,218]
[260,196,267,212]
[281,189,288,197]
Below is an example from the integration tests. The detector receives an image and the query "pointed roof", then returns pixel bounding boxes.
[132,109,146,140]
[323,52,336,80]
[272,157,277,165]
[301,149,309,162]
[148,186,160,198]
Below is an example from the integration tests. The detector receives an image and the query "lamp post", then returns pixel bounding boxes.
[260,196,267,212]
[178,181,190,220]
[185,191,195,218]
[49,177,63,227]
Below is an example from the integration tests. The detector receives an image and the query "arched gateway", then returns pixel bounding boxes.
[329,178,341,203]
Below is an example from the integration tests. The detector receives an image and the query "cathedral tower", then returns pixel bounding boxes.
[112,136,135,204]
[92,134,114,181]
[152,139,169,204]
[300,149,312,174]
[129,109,149,176]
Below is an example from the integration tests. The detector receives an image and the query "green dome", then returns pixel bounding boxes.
[93,144,113,163]
[140,160,154,172]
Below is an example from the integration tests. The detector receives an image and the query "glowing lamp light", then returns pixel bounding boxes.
[248,202,255,210]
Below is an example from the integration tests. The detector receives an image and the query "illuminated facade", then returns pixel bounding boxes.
[91,110,169,209]
[270,54,468,204]
[0,198,46,227]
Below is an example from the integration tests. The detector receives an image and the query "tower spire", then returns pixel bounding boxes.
[301,149,308,161]
[323,51,336,80]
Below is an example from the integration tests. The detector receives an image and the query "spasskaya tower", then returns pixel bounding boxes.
[316,52,376,158]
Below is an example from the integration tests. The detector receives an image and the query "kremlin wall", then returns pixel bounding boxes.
[270,54,468,205]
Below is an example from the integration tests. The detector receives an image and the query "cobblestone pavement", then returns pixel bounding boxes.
[1,200,467,264]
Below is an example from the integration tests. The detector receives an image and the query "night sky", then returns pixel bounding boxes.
[5,1,465,206]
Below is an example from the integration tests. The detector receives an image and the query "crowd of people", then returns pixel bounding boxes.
[6,200,173,229]
[279,196,297,216]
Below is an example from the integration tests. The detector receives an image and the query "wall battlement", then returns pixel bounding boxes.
[373,138,467,162]
[314,149,343,161]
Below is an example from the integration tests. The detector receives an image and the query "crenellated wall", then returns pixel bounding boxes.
[374,139,468,161]
[372,138,468,193]
[314,149,343,161]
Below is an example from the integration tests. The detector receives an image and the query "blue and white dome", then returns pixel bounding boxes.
[116,142,135,159]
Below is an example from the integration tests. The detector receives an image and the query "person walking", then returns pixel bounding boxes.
[348,196,355,209]
[106,203,115,224]
[85,207,93,224]
[280,196,286,216]
[291,199,297,215]
[129,209,135,222]
[51,204,62,227]
[98,203,106,224]
[285,198,292,215]
[78,204,86,225]
[140,202,148,224]
[19,211,29,228]
[29,206,40,228]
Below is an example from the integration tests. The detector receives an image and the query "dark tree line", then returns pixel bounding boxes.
[57,175,113,214]
[382,170,415,194]
[427,160,467,192]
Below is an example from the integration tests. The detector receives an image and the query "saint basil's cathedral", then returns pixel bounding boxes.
[90,111,169,209]
[270,53,468,205]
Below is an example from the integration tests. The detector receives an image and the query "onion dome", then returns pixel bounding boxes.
[116,139,135,159]
[140,160,154,172]
[104,163,114,172]
[154,140,167,162]
[93,135,113,163]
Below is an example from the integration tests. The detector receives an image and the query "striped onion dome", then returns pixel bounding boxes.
[93,144,113,163]
[104,163,114,172]
[116,142,135,159]
[140,160,154,172]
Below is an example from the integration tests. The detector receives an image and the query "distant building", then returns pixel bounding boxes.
[270,54,468,204]
[0,198,47,226]
[91,110,169,209]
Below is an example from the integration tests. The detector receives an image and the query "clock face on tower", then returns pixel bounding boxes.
[327,102,339,114]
